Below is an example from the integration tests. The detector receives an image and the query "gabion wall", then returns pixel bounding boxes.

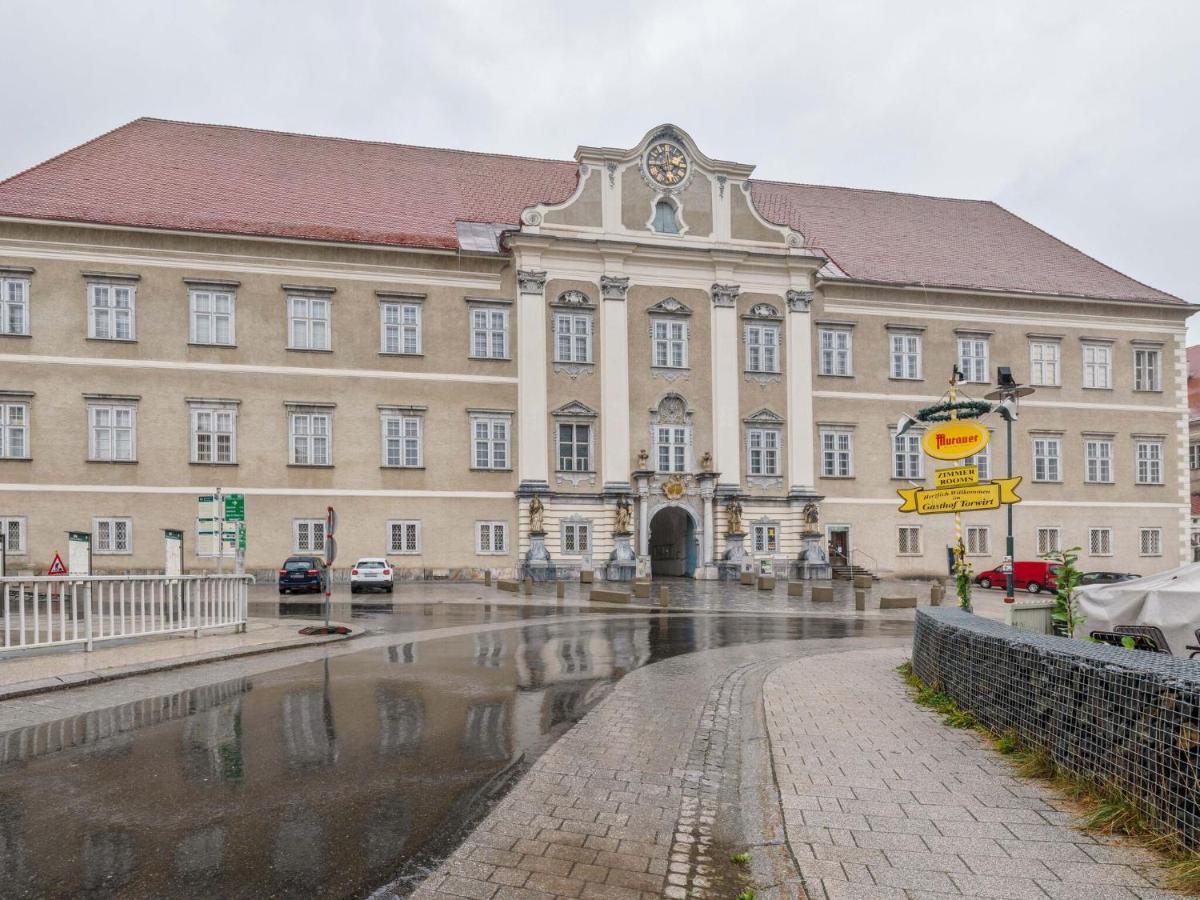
[913,608,1200,850]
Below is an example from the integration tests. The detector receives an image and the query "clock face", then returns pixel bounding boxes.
[646,142,688,187]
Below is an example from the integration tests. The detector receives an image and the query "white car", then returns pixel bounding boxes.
[350,557,394,594]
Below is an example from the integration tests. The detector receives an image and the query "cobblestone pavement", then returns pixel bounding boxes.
[764,648,1181,900]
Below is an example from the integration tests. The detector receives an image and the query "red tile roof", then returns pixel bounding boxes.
[0,117,1183,304]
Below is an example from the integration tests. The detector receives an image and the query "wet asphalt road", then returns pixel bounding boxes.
[0,603,910,899]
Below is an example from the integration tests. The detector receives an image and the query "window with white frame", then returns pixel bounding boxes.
[656,425,690,473]
[471,414,510,469]
[388,520,421,555]
[966,525,990,555]
[88,403,136,461]
[889,332,921,380]
[1088,526,1113,556]
[287,295,331,350]
[745,324,780,373]
[94,517,132,554]
[0,401,29,459]
[191,404,237,464]
[818,327,851,376]
[470,307,509,359]
[1029,340,1061,386]
[1191,442,1200,470]
[88,282,135,340]
[561,520,590,555]
[0,276,29,335]
[747,427,780,477]
[752,523,779,554]
[1037,527,1062,556]
[897,525,921,555]
[556,422,592,472]
[1032,436,1061,482]
[476,521,507,554]
[892,429,922,479]
[962,444,991,481]
[1084,437,1113,484]
[0,516,26,554]
[1135,439,1163,484]
[1134,347,1162,392]
[381,300,421,355]
[381,411,422,468]
[1139,527,1162,557]
[554,313,592,363]
[288,409,332,466]
[957,336,989,383]
[189,289,235,345]
[1082,342,1112,389]
[652,319,688,368]
[820,429,853,478]
[293,518,326,553]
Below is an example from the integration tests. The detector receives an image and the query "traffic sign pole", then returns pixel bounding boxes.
[323,505,337,630]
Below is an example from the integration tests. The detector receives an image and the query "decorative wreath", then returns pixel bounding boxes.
[915,399,992,422]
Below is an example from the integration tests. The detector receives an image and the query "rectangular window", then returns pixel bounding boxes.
[965,525,990,555]
[294,518,326,553]
[388,520,421,555]
[470,308,509,359]
[88,404,136,461]
[562,521,590,555]
[471,415,510,469]
[1032,436,1061,482]
[0,277,29,335]
[892,430,922,479]
[820,429,853,478]
[1139,527,1162,557]
[1135,440,1163,484]
[0,402,29,459]
[88,283,136,340]
[656,425,689,473]
[957,336,989,383]
[752,523,779,554]
[897,525,921,555]
[555,313,592,363]
[191,407,237,464]
[381,302,421,355]
[1029,340,1061,386]
[889,333,921,380]
[1037,527,1062,556]
[476,521,508,554]
[287,296,331,350]
[381,413,422,467]
[0,516,26,554]
[818,328,851,376]
[1084,438,1113,484]
[94,517,132,554]
[747,428,780,477]
[1082,342,1112,389]
[1088,527,1113,556]
[652,319,688,368]
[557,422,591,472]
[962,445,991,482]
[745,324,780,373]
[1134,348,1162,391]
[289,411,331,466]
[1191,442,1200,471]
[189,290,235,345]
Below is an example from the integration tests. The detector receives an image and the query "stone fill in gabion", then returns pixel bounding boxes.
[913,607,1200,851]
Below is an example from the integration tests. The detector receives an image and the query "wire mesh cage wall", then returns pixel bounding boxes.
[913,608,1200,850]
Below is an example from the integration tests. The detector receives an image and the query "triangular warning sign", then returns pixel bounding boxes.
[48,553,67,575]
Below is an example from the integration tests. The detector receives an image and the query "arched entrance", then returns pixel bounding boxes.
[649,506,698,577]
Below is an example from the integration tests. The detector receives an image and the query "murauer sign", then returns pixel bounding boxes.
[921,420,989,461]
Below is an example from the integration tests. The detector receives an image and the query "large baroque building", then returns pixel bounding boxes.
[0,120,1190,578]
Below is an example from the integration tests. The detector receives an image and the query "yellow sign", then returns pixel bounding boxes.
[921,420,990,461]
[935,465,979,489]
[897,477,1022,515]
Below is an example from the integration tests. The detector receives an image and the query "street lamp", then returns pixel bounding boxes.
[986,367,1035,604]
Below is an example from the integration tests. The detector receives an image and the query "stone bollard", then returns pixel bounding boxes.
[523,576,533,596]
[811,585,834,602]
[930,583,943,607]
[787,581,804,598]
[580,569,594,584]
[556,581,565,600]
[852,574,873,591]
[632,580,651,599]
[659,586,670,607]
[484,570,492,587]
[855,588,867,611]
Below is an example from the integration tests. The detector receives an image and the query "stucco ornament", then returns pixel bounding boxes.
[726,498,744,535]
[710,283,740,308]
[662,475,686,501]
[528,496,545,534]
[517,269,547,293]
[786,289,814,313]
[614,495,633,534]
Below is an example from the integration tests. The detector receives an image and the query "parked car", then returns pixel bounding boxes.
[350,557,394,594]
[278,556,326,594]
[974,560,1058,594]
[1079,571,1140,586]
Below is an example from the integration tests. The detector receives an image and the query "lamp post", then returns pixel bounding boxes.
[986,368,1034,604]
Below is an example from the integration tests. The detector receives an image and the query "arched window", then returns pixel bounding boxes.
[651,199,681,234]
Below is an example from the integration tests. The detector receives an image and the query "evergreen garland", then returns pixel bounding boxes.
[915,399,992,422]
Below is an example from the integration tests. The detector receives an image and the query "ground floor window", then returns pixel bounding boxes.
[752,523,779,554]
[1139,527,1162,557]
[0,516,26,554]
[294,518,326,554]
[1088,527,1113,556]
[94,517,132,554]
[561,521,590,555]
[965,525,989,555]
[388,520,420,555]
[1036,527,1061,555]
[476,521,507,554]
[897,525,921,555]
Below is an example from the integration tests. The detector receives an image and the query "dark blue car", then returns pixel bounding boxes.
[278,556,326,594]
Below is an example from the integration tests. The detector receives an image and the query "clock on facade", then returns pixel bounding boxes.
[646,142,688,187]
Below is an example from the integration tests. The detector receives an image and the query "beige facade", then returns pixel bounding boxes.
[0,124,1190,579]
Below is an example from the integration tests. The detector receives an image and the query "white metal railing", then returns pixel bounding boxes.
[0,574,252,654]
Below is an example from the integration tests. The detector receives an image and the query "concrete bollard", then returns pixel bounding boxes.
[757,575,776,591]
[659,586,670,607]
[632,580,651,599]
[739,571,754,586]
[523,576,533,596]
[930,583,943,606]
[580,570,594,584]
[484,570,492,586]
[590,588,631,604]
[811,585,834,602]
[852,574,873,590]
[787,581,804,597]
[854,588,867,611]
[556,581,565,600]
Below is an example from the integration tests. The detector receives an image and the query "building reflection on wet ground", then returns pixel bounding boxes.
[0,604,910,899]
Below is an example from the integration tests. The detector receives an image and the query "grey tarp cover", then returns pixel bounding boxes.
[1077,562,1200,656]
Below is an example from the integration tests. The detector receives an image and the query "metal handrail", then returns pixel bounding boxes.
[0,574,254,583]
[851,548,878,572]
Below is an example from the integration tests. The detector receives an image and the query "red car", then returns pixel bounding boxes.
[974,561,1058,594]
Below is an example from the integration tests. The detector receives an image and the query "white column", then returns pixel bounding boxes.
[600,275,631,488]
[702,491,714,565]
[786,289,816,491]
[710,283,741,488]
[637,479,650,556]
[517,269,549,487]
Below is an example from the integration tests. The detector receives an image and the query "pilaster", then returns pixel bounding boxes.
[786,288,816,491]
[600,274,632,489]
[517,269,549,489]
[710,282,741,489]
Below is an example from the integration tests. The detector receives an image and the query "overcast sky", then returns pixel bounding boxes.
[2,0,1197,340]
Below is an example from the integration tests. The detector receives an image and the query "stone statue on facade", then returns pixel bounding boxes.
[637,448,650,470]
[802,499,820,535]
[700,451,713,473]
[529,496,545,535]
[726,498,744,535]
[614,495,633,535]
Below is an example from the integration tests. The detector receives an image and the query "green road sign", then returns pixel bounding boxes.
[224,494,245,521]
[238,522,247,551]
